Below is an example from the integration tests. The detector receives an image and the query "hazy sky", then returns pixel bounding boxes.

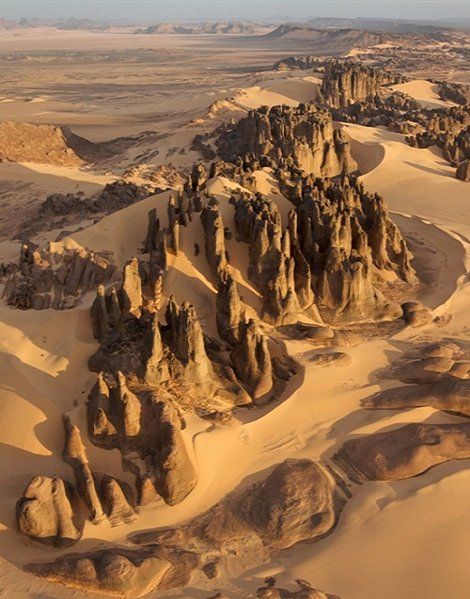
[1,0,469,23]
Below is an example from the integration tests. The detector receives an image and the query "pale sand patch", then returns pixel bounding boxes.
[390,79,457,109]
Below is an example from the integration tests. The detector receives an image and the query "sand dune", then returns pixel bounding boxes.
[390,79,456,108]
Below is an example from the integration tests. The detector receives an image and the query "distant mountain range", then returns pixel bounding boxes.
[303,16,470,33]
[0,15,468,34]
[134,21,269,35]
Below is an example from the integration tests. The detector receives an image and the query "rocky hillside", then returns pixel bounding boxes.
[0,122,108,166]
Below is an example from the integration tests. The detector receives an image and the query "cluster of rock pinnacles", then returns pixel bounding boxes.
[13,62,470,598]
[319,60,469,181]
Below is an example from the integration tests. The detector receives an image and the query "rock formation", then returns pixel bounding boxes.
[332,89,470,178]
[363,341,470,416]
[437,81,470,106]
[334,422,470,481]
[273,55,324,71]
[215,269,243,344]
[100,475,138,526]
[132,457,346,557]
[456,159,470,181]
[402,300,433,327]
[87,374,197,506]
[216,103,357,177]
[257,580,341,599]
[320,60,400,108]
[200,200,228,276]
[40,181,155,219]
[90,279,252,412]
[0,122,92,166]
[16,476,82,547]
[230,173,416,326]
[62,415,106,524]
[26,546,198,598]
[25,459,345,597]
[231,319,273,403]
[1,243,115,310]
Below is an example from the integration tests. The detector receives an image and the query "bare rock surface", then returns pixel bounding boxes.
[100,475,137,526]
[131,458,345,554]
[62,415,106,524]
[364,341,470,416]
[16,476,82,547]
[402,301,433,327]
[308,352,352,367]
[334,422,470,481]
[216,103,357,177]
[257,579,341,599]
[320,60,400,108]
[26,546,198,598]
[1,243,115,310]
[88,374,198,506]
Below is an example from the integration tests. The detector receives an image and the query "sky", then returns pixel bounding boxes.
[0,0,469,23]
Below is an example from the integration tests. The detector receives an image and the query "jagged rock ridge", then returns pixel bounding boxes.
[216,103,357,177]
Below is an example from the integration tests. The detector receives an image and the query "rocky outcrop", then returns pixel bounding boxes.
[1,243,115,310]
[320,60,400,108]
[62,415,106,524]
[231,193,311,326]
[334,422,470,481]
[26,546,198,598]
[456,159,470,181]
[257,580,341,599]
[100,475,138,526]
[363,341,470,417]
[90,290,251,411]
[437,81,470,106]
[216,103,357,177]
[231,319,273,403]
[25,459,343,597]
[132,458,346,556]
[87,374,197,506]
[216,269,243,345]
[16,476,82,547]
[231,174,415,326]
[0,122,91,166]
[332,91,470,174]
[402,301,433,327]
[40,181,155,221]
[365,378,470,418]
[200,201,228,276]
[91,244,167,338]
[273,55,324,71]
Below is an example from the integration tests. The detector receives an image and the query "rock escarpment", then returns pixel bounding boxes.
[1,243,115,310]
[216,103,357,177]
[334,422,470,481]
[320,60,401,108]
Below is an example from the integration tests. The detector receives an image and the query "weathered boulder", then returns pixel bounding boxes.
[16,476,82,547]
[334,422,470,481]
